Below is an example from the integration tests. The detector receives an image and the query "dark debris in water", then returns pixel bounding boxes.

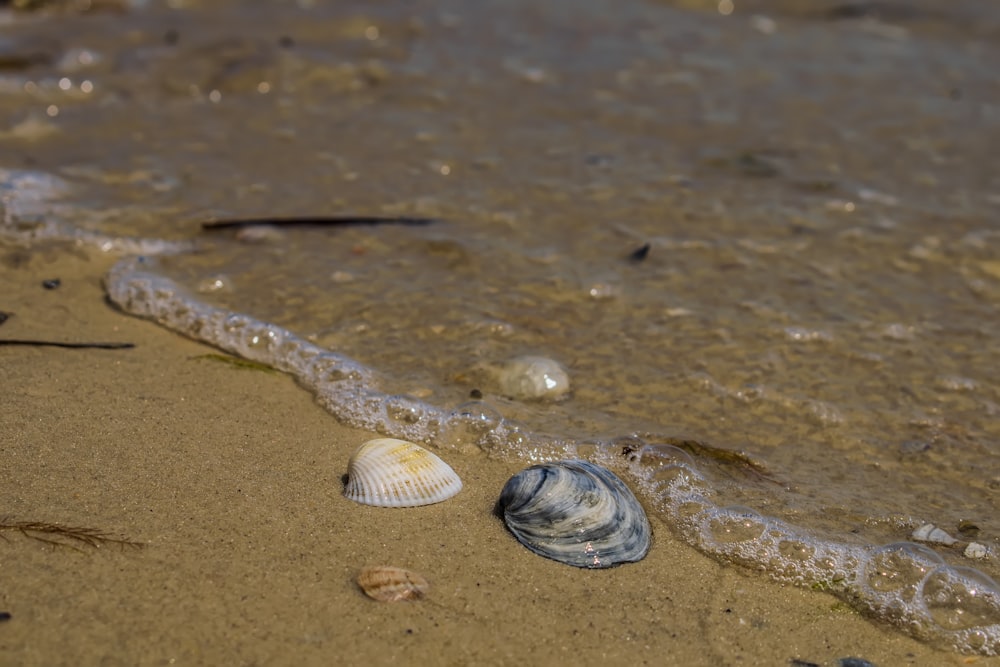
[838,658,877,667]
[735,151,783,178]
[41,277,60,290]
[628,242,651,263]
[0,0,133,13]
[0,339,134,349]
[790,178,840,194]
[0,612,10,622]
[899,439,931,455]
[957,520,980,539]
[0,311,10,326]
[699,149,797,180]
[824,3,887,20]
[0,44,53,71]
[200,216,439,231]
[789,659,876,667]
[822,2,917,22]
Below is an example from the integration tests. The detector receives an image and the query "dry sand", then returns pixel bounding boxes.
[1,244,993,666]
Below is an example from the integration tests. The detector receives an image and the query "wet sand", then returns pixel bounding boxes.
[2,248,992,667]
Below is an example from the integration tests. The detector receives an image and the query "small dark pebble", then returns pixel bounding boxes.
[822,2,917,22]
[469,388,483,399]
[628,242,651,262]
[899,440,930,455]
[584,153,613,167]
[839,658,877,667]
[824,3,880,20]
[957,520,980,538]
[0,612,10,622]
[736,152,781,178]
[0,311,10,326]
[41,278,60,290]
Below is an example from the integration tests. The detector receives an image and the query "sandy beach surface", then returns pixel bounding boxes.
[1,0,999,663]
[2,247,994,667]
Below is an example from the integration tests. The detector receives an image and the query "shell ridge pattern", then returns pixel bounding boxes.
[345,438,462,507]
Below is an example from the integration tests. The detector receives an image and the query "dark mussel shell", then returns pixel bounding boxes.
[497,459,651,568]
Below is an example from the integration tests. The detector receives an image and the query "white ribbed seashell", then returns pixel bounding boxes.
[344,438,462,507]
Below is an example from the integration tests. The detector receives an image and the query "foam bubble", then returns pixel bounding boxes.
[920,566,1000,631]
[383,394,427,425]
[440,401,504,453]
[864,542,943,594]
[704,506,769,546]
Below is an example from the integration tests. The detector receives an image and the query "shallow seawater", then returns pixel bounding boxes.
[2,0,999,653]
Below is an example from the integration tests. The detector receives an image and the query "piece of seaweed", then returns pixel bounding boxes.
[0,519,144,551]
[200,215,438,231]
[0,339,134,349]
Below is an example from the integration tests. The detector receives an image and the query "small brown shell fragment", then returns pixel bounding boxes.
[357,565,429,602]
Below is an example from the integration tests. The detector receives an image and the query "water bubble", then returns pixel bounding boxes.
[650,463,691,486]
[676,498,711,521]
[637,443,695,469]
[384,395,425,425]
[815,556,838,572]
[778,539,816,562]
[500,419,531,451]
[224,313,249,335]
[195,273,231,294]
[705,506,768,545]
[245,327,282,353]
[965,629,989,652]
[359,391,387,418]
[308,353,354,384]
[920,566,1000,631]
[571,439,606,460]
[439,400,503,451]
[864,542,943,594]
[648,463,705,499]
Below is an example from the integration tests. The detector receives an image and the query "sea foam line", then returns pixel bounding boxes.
[104,254,1000,656]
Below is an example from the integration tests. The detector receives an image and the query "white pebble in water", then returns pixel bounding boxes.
[912,523,958,546]
[966,543,989,560]
[496,355,570,400]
